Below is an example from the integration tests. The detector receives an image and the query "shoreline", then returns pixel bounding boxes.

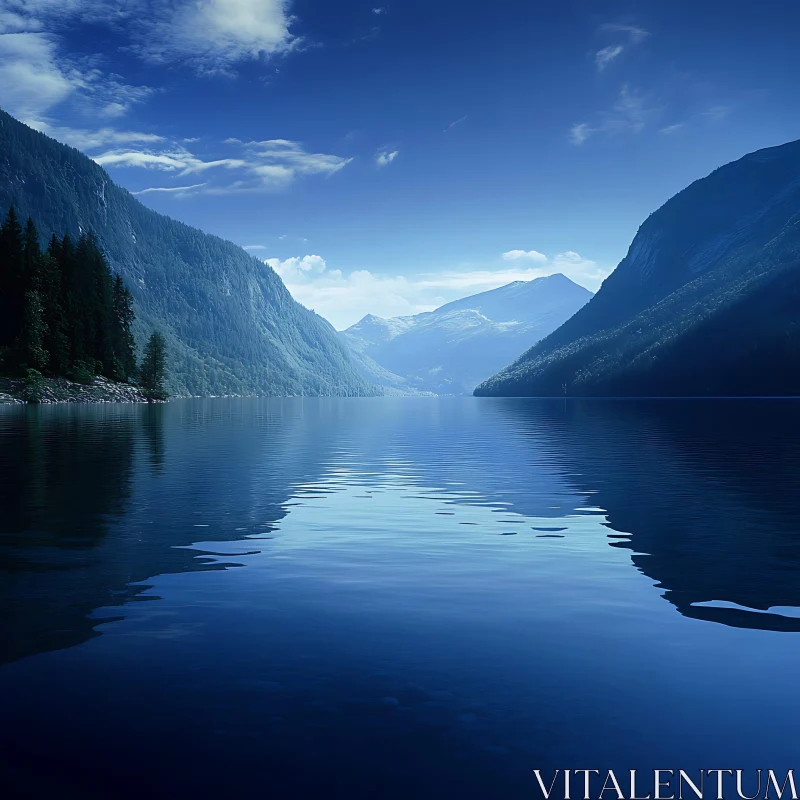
[0,375,157,405]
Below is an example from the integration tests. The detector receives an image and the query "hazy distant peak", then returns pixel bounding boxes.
[356,313,387,324]
[340,272,592,395]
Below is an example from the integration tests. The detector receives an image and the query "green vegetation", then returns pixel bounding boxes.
[0,205,139,386]
[0,107,373,397]
[139,332,169,401]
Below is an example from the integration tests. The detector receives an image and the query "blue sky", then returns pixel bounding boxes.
[1,0,799,328]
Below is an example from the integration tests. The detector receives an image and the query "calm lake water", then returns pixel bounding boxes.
[1,398,800,798]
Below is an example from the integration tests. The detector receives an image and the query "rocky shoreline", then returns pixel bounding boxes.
[0,375,159,405]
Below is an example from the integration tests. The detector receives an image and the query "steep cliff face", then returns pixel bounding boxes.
[476,139,800,397]
[0,108,373,397]
[341,275,592,395]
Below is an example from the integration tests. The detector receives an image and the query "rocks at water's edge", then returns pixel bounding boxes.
[0,375,161,404]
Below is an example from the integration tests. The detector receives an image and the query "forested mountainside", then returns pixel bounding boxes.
[476,139,800,397]
[0,108,372,397]
[341,275,592,395]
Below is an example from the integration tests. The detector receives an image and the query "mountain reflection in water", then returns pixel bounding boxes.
[1,398,799,798]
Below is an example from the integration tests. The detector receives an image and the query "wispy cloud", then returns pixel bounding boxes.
[375,148,399,167]
[443,115,467,133]
[569,85,653,145]
[0,33,77,122]
[89,137,352,194]
[592,23,650,72]
[0,29,152,125]
[242,244,266,250]
[610,84,650,132]
[134,0,298,75]
[659,122,685,135]
[599,23,650,45]
[2,0,299,82]
[569,123,593,146]
[131,183,207,195]
[243,139,353,177]
[33,124,165,150]
[372,7,387,14]
[594,44,623,71]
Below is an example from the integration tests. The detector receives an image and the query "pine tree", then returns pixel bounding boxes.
[71,234,96,369]
[112,274,137,380]
[1,206,139,384]
[47,233,62,263]
[85,233,115,376]
[18,290,49,372]
[39,251,70,375]
[139,331,168,400]
[22,218,42,291]
[57,234,83,370]
[0,206,24,347]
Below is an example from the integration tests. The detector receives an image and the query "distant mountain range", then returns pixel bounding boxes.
[476,139,800,397]
[0,108,372,397]
[340,275,593,395]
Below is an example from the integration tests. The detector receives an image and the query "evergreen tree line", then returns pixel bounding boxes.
[0,205,168,398]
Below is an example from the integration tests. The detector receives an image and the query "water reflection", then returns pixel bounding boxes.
[485,399,800,631]
[2,398,800,798]
[0,399,347,664]
[2,397,800,672]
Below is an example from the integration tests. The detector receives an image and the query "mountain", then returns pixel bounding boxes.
[475,139,800,397]
[0,108,372,397]
[340,275,593,395]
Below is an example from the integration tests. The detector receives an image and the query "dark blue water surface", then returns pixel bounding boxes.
[1,398,800,798]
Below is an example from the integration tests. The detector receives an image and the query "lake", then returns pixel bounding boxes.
[1,397,800,799]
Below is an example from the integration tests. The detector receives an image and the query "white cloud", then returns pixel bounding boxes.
[268,254,328,277]
[265,251,608,330]
[93,149,203,171]
[131,183,207,195]
[502,249,548,264]
[134,0,297,74]
[659,122,685,135]
[245,139,353,176]
[0,0,313,185]
[2,0,128,25]
[372,7,386,14]
[569,122,593,145]
[3,0,298,82]
[0,10,42,33]
[242,244,266,250]
[376,148,399,167]
[591,24,649,73]
[33,124,165,150]
[0,21,151,130]
[595,44,623,71]
[0,33,75,122]
[86,137,351,193]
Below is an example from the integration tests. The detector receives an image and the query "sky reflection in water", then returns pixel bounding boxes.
[1,398,800,799]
